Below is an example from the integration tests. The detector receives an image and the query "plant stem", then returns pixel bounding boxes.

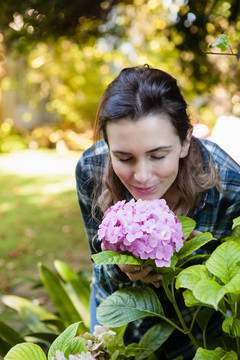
[237,337,240,356]
[189,307,201,333]
[162,279,200,349]
[203,50,239,57]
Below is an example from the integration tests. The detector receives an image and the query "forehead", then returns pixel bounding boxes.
[106,114,179,150]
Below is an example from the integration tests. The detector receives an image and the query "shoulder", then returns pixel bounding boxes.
[75,140,109,181]
[198,138,240,173]
[198,138,240,188]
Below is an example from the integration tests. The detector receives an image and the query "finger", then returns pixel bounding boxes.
[118,264,141,273]
[142,272,163,284]
[125,265,153,281]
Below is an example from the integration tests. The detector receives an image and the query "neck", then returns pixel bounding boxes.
[162,184,180,210]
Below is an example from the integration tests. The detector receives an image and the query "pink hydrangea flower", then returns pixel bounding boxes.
[98,199,184,267]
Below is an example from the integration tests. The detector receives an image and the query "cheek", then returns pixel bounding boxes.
[111,160,131,181]
[155,158,180,177]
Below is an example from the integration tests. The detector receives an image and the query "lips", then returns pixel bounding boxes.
[132,184,158,195]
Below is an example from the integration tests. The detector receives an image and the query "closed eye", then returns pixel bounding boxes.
[119,157,133,162]
[151,155,166,160]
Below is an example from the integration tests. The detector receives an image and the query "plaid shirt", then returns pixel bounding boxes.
[76,138,240,359]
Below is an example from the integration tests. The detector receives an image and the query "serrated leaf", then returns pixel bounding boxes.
[182,289,207,307]
[4,343,47,360]
[176,232,215,259]
[64,337,87,358]
[176,265,225,309]
[192,278,225,309]
[222,318,240,337]
[193,346,238,360]
[232,216,240,230]
[206,241,240,284]
[97,286,164,327]
[177,216,196,239]
[48,322,80,359]
[223,272,240,294]
[211,34,229,52]
[136,322,174,360]
[91,251,143,266]
[182,290,226,314]
[176,264,209,290]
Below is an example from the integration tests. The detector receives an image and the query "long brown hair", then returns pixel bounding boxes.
[93,65,221,216]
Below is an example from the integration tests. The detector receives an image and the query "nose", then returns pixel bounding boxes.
[133,160,151,184]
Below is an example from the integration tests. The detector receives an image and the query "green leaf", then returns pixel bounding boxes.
[232,216,240,229]
[54,260,90,312]
[48,322,81,359]
[64,337,88,358]
[182,289,208,307]
[1,295,58,321]
[136,322,174,360]
[124,343,145,358]
[176,265,225,309]
[97,286,164,327]
[192,278,225,309]
[39,263,87,333]
[19,308,56,334]
[176,232,215,259]
[196,307,215,332]
[193,346,238,360]
[223,272,240,294]
[0,337,11,357]
[54,260,90,328]
[0,321,25,346]
[4,343,47,360]
[177,216,196,239]
[182,290,226,314]
[211,34,230,52]
[222,318,240,337]
[176,264,209,291]
[206,241,240,284]
[91,251,143,266]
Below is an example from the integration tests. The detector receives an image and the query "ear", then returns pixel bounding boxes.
[180,127,193,158]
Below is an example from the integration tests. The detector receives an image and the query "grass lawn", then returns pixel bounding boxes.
[0,149,93,321]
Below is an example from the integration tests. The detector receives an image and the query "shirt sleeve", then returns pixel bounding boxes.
[75,152,133,290]
[75,155,101,254]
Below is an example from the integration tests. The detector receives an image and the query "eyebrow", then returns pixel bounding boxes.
[112,146,172,155]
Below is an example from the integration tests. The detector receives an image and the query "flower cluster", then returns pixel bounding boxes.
[51,350,94,359]
[50,326,117,360]
[98,199,184,267]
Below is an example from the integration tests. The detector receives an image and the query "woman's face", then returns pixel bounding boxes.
[106,115,191,203]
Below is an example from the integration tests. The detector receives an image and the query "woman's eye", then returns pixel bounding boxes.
[119,157,133,162]
[151,155,165,160]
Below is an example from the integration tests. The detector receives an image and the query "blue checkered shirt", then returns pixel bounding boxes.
[75,138,240,359]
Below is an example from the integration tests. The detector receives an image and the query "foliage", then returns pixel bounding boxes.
[0,0,240,154]
[94,217,240,359]
[0,0,130,51]
[0,260,91,356]
[1,218,240,359]
[4,322,144,360]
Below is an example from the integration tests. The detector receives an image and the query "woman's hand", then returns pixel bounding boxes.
[118,264,163,288]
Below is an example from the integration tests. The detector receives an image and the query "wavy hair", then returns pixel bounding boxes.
[93,65,221,216]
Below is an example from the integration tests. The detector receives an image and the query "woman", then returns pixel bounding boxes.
[76,65,240,359]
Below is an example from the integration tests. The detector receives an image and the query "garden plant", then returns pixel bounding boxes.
[1,197,240,359]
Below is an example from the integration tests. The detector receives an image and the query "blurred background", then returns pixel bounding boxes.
[0,0,239,310]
